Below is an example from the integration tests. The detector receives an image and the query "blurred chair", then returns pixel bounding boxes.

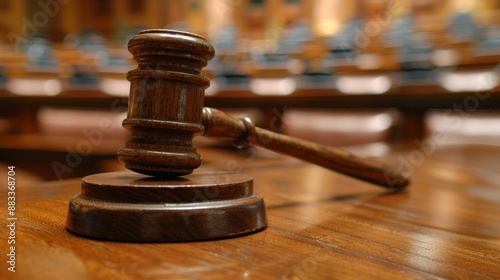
[425,110,500,146]
[25,37,58,67]
[383,16,414,48]
[395,31,435,83]
[432,20,498,93]
[68,65,100,85]
[64,30,132,88]
[329,30,399,95]
[246,19,314,84]
[293,36,331,85]
[332,50,399,95]
[478,24,500,49]
[278,19,313,58]
[72,31,127,66]
[3,36,64,96]
[325,17,364,60]
[282,108,402,147]
[211,25,250,86]
[0,66,6,84]
[448,12,483,43]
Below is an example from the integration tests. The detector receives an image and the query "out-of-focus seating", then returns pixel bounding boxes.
[282,108,402,147]
[424,110,500,146]
[325,17,364,60]
[478,24,500,49]
[36,106,129,140]
[1,36,65,96]
[383,15,436,83]
[62,30,132,95]
[0,64,5,83]
[208,25,250,86]
[0,106,130,182]
[448,12,483,43]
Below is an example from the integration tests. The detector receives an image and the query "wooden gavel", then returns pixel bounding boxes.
[117,29,409,192]
[66,29,409,243]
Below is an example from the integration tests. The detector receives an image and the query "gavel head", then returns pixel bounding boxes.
[117,29,215,177]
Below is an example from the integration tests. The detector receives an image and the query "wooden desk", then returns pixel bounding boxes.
[1,144,500,279]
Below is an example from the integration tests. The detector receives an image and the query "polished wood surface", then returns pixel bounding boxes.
[1,143,500,279]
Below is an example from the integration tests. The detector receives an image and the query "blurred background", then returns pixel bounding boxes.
[1,0,500,183]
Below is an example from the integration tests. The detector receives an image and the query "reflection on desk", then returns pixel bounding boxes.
[0,143,499,279]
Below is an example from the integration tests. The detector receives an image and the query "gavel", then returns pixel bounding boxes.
[117,29,408,191]
[66,29,409,242]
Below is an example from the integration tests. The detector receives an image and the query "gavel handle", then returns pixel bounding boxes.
[202,107,409,192]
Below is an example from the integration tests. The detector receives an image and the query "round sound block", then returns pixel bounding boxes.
[66,171,267,242]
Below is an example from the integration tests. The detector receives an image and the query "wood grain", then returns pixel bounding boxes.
[117,29,215,177]
[66,171,267,242]
[203,107,409,191]
[1,144,500,279]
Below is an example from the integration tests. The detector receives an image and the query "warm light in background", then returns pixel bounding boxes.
[453,0,476,13]
[313,0,342,36]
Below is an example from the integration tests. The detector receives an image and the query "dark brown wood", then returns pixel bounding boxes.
[203,107,409,191]
[109,29,408,190]
[63,29,269,242]
[114,29,408,190]
[66,171,267,242]
[2,144,500,279]
[63,29,408,242]
[117,29,215,177]
[65,29,269,242]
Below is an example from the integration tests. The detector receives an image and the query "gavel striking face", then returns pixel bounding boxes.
[118,29,409,191]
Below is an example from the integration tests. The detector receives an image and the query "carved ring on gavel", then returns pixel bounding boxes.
[66,29,409,243]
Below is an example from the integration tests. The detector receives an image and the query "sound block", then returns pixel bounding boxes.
[66,171,267,242]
